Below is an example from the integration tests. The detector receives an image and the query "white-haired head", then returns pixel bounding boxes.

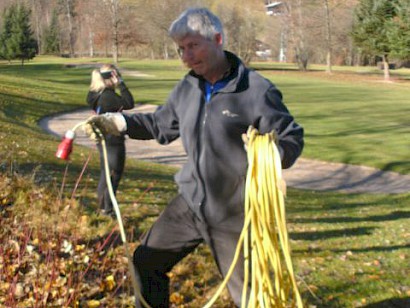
[169,7,224,45]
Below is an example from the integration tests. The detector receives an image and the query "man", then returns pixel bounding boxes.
[87,7,304,307]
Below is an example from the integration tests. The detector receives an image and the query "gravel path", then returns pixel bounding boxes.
[39,105,410,194]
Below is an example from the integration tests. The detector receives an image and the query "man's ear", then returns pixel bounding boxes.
[214,33,223,46]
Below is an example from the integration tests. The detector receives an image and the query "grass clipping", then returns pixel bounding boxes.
[206,128,304,308]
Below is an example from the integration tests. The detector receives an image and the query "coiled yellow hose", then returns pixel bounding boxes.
[205,128,304,308]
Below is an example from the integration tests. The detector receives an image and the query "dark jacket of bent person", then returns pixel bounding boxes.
[87,65,135,215]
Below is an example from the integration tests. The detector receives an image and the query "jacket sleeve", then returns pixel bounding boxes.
[117,83,135,110]
[255,86,304,169]
[124,100,180,144]
[98,85,135,113]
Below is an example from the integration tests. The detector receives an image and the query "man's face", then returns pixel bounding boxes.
[176,33,222,78]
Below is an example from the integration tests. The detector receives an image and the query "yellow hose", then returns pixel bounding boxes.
[205,128,304,308]
[72,122,150,308]
[100,134,151,308]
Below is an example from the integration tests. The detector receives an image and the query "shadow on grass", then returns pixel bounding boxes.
[290,226,375,241]
[362,297,410,308]
[295,243,410,255]
[0,92,79,123]
[381,161,410,174]
[304,284,410,308]
[291,210,410,224]
[337,243,410,253]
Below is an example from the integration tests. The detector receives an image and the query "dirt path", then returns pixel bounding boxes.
[39,105,410,194]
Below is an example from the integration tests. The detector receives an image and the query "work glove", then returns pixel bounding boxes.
[83,112,127,140]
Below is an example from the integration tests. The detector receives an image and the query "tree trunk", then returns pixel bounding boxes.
[324,0,332,74]
[296,0,308,71]
[31,0,42,54]
[112,27,119,64]
[65,0,75,57]
[89,31,94,57]
[108,0,120,64]
[163,40,168,60]
[382,54,390,81]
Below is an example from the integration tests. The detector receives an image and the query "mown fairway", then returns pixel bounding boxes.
[0,56,409,307]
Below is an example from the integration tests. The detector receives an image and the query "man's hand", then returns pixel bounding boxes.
[241,126,255,151]
[241,126,279,151]
[83,112,127,140]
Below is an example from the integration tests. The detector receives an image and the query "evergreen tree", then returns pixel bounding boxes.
[43,10,61,55]
[0,4,37,64]
[386,0,410,61]
[0,5,16,61]
[351,0,399,79]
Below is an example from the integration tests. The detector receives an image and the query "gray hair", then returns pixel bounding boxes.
[168,7,224,43]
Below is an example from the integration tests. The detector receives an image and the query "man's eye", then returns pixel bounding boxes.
[187,43,199,49]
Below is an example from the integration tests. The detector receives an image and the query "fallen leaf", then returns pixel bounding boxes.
[170,292,184,304]
[308,284,319,292]
[103,275,116,291]
[87,299,101,308]
[14,283,24,299]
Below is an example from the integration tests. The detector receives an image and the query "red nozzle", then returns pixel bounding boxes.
[56,130,75,160]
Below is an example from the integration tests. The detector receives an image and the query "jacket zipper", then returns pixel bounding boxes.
[195,96,210,216]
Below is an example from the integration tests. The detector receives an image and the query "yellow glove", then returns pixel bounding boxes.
[83,113,127,140]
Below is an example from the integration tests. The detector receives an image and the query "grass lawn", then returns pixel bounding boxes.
[0,56,409,307]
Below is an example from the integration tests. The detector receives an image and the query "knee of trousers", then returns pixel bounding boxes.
[133,245,171,275]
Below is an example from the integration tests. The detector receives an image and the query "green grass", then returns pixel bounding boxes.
[287,189,410,307]
[0,56,409,307]
[3,55,409,174]
[252,67,410,174]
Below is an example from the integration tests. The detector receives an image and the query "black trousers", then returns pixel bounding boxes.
[96,141,125,213]
[133,194,245,307]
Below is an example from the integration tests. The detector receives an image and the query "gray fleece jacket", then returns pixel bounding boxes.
[124,51,304,231]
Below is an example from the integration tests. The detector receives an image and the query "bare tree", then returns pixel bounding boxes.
[322,0,359,70]
[103,0,120,63]
[71,1,97,57]
[297,0,311,70]
[213,0,267,64]
[323,0,332,73]
[136,0,204,59]
[0,0,364,66]
[63,0,75,57]
[30,0,42,54]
